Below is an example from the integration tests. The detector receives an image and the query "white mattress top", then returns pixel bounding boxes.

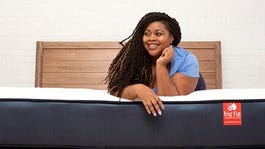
[0,87,265,102]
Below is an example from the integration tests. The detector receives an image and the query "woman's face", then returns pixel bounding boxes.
[143,21,174,58]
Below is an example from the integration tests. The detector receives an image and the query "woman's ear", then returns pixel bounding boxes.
[170,36,174,45]
[171,39,174,45]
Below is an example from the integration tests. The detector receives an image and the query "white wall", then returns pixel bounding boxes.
[0,0,264,88]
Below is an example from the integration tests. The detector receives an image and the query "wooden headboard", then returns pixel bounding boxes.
[35,41,222,89]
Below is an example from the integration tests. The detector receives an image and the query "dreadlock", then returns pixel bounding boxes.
[105,12,182,97]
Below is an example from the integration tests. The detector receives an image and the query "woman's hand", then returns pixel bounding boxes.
[133,84,165,116]
[156,46,174,66]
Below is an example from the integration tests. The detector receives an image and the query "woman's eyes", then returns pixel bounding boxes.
[144,32,151,36]
[155,32,163,36]
[144,31,163,37]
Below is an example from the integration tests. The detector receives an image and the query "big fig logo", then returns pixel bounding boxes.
[223,102,242,126]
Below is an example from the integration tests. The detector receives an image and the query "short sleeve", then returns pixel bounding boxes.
[169,47,200,78]
[179,53,200,77]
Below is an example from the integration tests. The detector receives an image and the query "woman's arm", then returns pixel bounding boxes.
[156,64,179,95]
[156,46,198,96]
[156,66,198,95]
[120,84,164,116]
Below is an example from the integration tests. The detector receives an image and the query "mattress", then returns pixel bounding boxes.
[0,87,265,148]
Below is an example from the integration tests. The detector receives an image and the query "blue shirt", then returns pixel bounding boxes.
[170,46,199,77]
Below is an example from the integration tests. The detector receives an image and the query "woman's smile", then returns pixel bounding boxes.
[147,42,160,50]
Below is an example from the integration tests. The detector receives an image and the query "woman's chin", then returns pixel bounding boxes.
[148,51,161,58]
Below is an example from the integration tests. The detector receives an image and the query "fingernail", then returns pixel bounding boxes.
[153,113,157,117]
[158,111,162,115]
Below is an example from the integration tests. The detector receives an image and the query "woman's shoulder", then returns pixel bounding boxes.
[170,46,199,77]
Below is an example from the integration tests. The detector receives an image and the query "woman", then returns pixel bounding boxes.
[105,12,205,117]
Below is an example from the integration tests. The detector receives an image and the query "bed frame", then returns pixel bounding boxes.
[35,41,222,89]
[1,42,265,148]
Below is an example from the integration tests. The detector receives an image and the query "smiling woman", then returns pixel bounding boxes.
[142,21,174,58]
[105,12,206,117]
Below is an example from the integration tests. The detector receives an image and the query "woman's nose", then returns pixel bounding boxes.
[149,34,156,41]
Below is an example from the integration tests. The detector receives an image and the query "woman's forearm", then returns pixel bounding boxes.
[156,65,179,96]
[120,84,139,100]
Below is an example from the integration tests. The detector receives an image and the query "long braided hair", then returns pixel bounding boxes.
[105,12,182,97]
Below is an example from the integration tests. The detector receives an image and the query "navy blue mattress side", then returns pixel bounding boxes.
[0,99,264,148]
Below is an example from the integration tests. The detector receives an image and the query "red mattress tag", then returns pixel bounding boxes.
[223,102,242,126]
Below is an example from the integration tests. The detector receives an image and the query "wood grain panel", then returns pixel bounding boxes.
[206,85,217,89]
[36,41,222,89]
[187,49,215,60]
[41,42,122,49]
[179,42,216,48]
[42,72,107,85]
[42,84,107,89]
[42,61,111,73]
[199,61,216,72]
[43,49,119,61]
[201,72,217,85]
